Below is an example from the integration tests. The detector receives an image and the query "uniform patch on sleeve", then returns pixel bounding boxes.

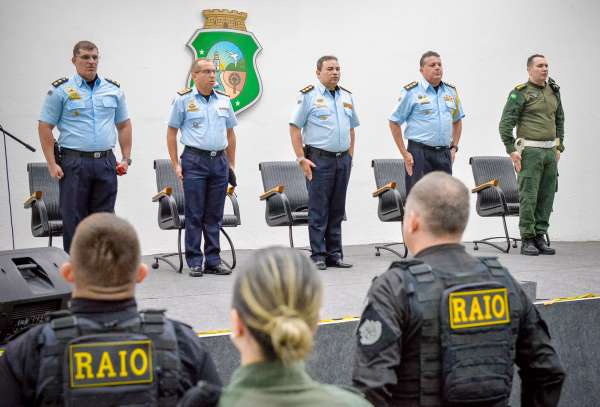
[510,93,518,100]
[449,288,510,329]
[356,304,398,360]
[68,340,153,388]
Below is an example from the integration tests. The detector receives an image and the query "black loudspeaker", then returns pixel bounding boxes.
[0,247,71,344]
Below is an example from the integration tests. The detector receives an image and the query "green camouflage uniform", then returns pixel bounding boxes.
[499,79,565,239]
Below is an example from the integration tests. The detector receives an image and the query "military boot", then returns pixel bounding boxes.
[534,235,556,255]
[521,239,539,256]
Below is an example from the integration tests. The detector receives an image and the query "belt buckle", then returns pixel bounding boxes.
[93,152,101,158]
[335,152,342,157]
[210,151,217,157]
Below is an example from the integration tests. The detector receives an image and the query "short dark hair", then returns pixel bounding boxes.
[73,41,98,57]
[406,172,469,237]
[316,55,338,71]
[527,54,545,68]
[191,58,212,73]
[70,213,140,288]
[420,51,441,67]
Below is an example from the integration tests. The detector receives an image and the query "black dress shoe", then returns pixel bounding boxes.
[314,260,327,270]
[326,259,353,268]
[204,263,232,275]
[521,239,539,256]
[189,266,203,277]
[534,235,556,255]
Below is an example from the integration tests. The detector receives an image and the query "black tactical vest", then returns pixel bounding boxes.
[395,257,521,406]
[35,309,182,407]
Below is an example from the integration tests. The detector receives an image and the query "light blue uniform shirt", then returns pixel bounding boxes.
[289,83,359,152]
[389,78,464,147]
[168,87,237,151]
[39,74,129,151]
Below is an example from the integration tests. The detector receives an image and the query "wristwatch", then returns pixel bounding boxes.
[122,157,132,166]
[450,145,459,152]
[296,156,306,164]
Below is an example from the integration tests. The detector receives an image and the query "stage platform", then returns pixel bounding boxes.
[138,241,600,332]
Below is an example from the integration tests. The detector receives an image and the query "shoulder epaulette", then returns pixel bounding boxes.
[338,85,352,94]
[51,77,68,88]
[177,87,192,96]
[104,78,120,88]
[514,83,527,91]
[443,81,456,89]
[214,89,229,97]
[548,77,560,93]
[403,81,418,91]
[300,85,314,94]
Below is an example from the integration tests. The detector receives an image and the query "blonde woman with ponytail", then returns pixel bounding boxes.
[218,246,372,407]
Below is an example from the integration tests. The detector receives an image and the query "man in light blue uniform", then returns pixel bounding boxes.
[290,55,359,270]
[167,58,237,277]
[389,50,464,194]
[38,40,132,253]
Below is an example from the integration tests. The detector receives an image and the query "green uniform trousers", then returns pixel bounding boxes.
[518,147,557,239]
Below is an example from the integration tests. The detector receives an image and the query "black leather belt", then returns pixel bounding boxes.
[61,148,111,158]
[408,140,450,151]
[306,145,348,158]
[184,146,224,157]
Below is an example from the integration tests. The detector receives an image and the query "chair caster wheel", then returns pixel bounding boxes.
[473,245,479,251]
[375,250,381,257]
[152,261,159,269]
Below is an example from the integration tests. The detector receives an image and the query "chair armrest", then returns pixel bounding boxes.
[471,179,498,193]
[152,187,173,202]
[372,182,397,198]
[24,191,43,208]
[226,189,242,226]
[260,185,284,201]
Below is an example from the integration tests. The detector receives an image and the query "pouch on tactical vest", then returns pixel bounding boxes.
[401,257,521,406]
[36,309,182,407]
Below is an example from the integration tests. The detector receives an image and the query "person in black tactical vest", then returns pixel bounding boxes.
[352,172,565,407]
[0,213,221,407]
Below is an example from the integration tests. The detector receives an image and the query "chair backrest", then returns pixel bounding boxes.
[371,159,407,203]
[469,156,519,208]
[153,159,185,215]
[259,161,308,211]
[27,162,61,221]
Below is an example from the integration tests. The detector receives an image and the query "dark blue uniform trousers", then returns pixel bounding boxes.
[181,148,228,269]
[306,151,352,262]
[405,140,452,195]
[59,152,117,253]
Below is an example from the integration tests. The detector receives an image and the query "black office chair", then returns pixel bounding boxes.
[258,161,309,248]
[24,162,63,246]
[371,159,408,258]
[469,156,547,253]
[151,159,241,273]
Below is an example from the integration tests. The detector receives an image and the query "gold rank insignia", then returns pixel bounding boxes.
[300,85,314,94]
[178,87,193,96]
[343,102,353,109]
[515,83,527,91]
[65,87,81,100]
[74,110,80,116]
[404,81,418,91]
[187,101,199,112]
[449,288,510,329]
[68,340,153,388]
[52,77,68,88]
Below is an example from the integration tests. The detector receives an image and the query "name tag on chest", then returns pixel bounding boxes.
[68,340,153,388]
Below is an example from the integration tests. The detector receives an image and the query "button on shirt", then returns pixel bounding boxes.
[39,74,129,151]
[168,88,237,151]
[289,83,360,152]
[389,79,464,147]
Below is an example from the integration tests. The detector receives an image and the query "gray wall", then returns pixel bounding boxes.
[200,297,600,406]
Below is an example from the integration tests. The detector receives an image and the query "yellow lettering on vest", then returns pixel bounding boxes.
[468,296,484,322]
[130,348,149,376]
[118,350,128,377]
[96,351,117,379]
[482,295,492,319]
[492,295,506,318]
[451,297,467,323]
[73,352,94,380]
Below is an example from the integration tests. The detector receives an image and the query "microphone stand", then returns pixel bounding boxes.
[0,124,36,250]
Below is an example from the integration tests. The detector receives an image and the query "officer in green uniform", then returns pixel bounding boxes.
[499,54,565,255]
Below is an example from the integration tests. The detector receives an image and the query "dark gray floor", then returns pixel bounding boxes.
[138,242,600,331]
